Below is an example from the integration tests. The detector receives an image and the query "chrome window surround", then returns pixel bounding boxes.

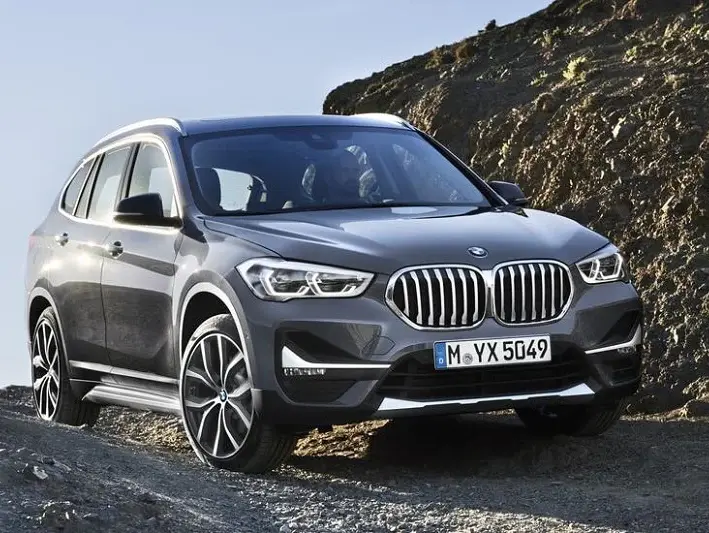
[92,117,185,148]
[56,132,184,235]
[385,259,575,331]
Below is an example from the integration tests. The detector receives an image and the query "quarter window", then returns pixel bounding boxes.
[61,161,92,215]
[127,144,178,217]
[88,146,131,221]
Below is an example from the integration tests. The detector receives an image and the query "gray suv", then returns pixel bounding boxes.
[25,113,643,472]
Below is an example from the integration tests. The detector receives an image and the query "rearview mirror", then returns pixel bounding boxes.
[488,181,529,207]
[113,193,180,228]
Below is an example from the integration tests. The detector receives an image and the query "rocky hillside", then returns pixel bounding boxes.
[324,0,709,413]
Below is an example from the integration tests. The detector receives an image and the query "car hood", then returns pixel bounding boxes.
[203,206,609,274]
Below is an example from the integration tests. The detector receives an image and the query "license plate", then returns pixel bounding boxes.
[433,335,551,370]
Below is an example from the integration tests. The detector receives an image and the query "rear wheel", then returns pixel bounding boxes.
[31,307,100,426]
[515,402,623,437]
[179,314,297,473]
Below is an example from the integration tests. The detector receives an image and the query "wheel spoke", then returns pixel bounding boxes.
[43,378,51,418]
[212,405,224,456]
[217,335,225,387]
[221,405,241,451]
[228,381,250,400]
[223,351,244,383]
[200,340,220,389]
[184,397,218,410]
[33,355,48,370]
[46,328,56,356]
[49,388,58,408]
[41,323,49,362]
[33,374,47,391]
[196,402,219,442]
[185,368,218,392]
[226,399,251,430]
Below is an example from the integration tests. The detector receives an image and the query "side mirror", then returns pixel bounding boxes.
[488,181,529,207]
[113,193,180,228]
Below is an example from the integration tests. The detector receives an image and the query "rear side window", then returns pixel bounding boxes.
[61,162,92,215]
[88,147,131,221]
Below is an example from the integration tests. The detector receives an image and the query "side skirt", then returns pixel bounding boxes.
[69,361,181,416]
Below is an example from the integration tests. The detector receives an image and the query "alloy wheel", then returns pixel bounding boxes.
[181,333,254,459]
[32,318,60,421]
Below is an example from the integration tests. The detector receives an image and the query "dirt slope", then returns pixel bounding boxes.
[323,0,709,413]
[1,386,709,533]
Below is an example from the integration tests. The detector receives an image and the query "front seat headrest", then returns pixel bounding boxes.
[194,167,222,209]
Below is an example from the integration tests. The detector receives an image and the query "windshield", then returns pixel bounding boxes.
[183,126,495,215]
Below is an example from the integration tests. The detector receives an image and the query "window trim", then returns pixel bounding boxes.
[57,133,184,234]
[61,157,97,216]
[122,142,180,219]
[86,144,135,222]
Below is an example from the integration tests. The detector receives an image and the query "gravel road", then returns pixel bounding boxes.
[1,386,707,533]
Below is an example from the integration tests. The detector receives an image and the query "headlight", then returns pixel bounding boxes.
[237,258,374,301]
[576,244,628,284]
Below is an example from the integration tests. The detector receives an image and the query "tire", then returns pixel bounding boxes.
[179,313,297,473]
[30,307,101,427]
[515,402,623,437]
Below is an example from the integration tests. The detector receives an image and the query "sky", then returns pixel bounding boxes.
[0,0,551,387]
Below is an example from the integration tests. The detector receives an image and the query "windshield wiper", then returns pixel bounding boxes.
[278,202,484,214]
[211,202,488,216]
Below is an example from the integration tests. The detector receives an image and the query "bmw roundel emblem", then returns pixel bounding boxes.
[467,246,488,258]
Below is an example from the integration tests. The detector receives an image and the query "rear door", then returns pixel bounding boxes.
[101,141,183,378]
[50,145,132,368]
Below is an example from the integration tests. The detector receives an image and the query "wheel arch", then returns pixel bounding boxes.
[177,280,251,364]
[27,286,74,379]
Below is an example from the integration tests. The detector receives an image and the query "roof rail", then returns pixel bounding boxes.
[354,112,414,129]
[92,117,186,147]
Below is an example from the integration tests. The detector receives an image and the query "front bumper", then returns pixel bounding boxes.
[228,270,643,427]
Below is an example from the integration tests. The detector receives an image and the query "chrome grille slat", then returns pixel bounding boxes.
[401,275,410,317]
[446,268,457,326]
[518,264,526,322]
[459,269,469,325]
[434,269,445,326]
[540,264,547,320]
[422,270,434,326]
[530,264,537,321]
[492,261,572,325]
[470,270,480,322]
[411,271,423,325]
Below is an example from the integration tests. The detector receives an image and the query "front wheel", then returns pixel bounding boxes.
[515,402,624,437]
[179,314,297,473]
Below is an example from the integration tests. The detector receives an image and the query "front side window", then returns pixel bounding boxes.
[183,126,494,215]
[61,160,92,215]
[88,146,131,221]
[127,143,178,217]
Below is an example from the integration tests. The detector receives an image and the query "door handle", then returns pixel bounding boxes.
[104,241,124,257]
[54,233,69,246]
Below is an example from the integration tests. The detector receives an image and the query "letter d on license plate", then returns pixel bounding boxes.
[433,335,551,370]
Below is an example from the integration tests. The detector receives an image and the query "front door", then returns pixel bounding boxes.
[101,142,182,378]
